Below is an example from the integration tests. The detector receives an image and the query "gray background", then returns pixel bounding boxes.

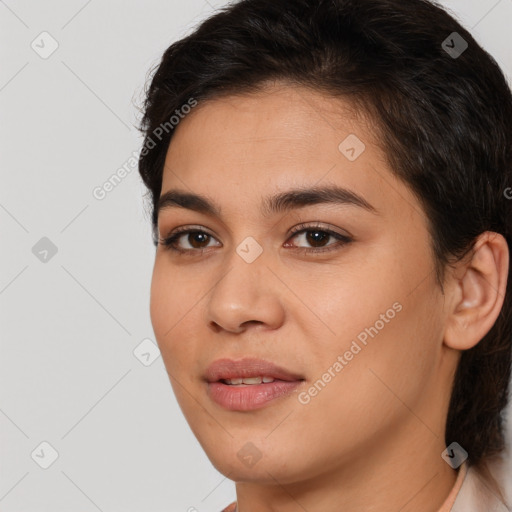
[1,1,511,511]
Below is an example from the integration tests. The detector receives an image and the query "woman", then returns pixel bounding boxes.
[137,0,512,510]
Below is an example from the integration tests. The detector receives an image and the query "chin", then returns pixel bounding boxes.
[204,441,306,484]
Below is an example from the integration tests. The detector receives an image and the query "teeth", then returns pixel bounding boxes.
[224,376,276,385]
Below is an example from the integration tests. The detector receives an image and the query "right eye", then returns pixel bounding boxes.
[159,227,221,255]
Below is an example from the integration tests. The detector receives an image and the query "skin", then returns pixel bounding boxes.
[149,82,509,512]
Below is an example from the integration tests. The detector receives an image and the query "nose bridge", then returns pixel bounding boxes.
[212,240,269,307]
[205,240,284,332]
[219,230,270,291]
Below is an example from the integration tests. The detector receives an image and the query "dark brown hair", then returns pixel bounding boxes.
[137,0,512,471]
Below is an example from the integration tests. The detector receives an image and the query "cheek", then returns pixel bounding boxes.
[149,261,199,371]
[287,296,441,465]
[149,269,201,419]
[149,263,173,344]
[292,255,442,415]
[285,257,401,359]
[150,257,204,331]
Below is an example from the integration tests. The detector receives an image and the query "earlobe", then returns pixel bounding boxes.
[443,232,509,351]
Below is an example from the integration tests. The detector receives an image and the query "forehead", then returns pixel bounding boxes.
[165,83,372,163]
[159,84,420,222]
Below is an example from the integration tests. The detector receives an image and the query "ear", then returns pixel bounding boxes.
[443,232,509,351]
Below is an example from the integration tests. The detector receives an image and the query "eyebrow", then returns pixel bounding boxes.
[156,185,379,219]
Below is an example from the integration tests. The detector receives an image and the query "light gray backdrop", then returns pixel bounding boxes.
[1,1,511,511]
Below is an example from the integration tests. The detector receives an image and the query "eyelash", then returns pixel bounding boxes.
[158,222,352,256]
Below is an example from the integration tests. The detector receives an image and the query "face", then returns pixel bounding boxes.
[150,83,452,484]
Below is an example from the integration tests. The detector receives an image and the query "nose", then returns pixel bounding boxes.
[205,248,286,334]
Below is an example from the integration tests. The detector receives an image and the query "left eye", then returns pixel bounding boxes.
[159,224,352,254]
[286,228,349,251]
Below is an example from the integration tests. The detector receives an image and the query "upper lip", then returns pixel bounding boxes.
[204,357,305,383]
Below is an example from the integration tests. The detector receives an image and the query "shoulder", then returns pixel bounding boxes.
[452,453,511,511]
[220,502,237,512]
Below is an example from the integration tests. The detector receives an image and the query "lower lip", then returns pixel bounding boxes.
[207,380,303,411]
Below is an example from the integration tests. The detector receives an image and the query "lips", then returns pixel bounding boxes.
[204,357,305,383]
[204,358,305,411]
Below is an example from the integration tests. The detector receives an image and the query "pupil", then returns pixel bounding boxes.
[307,230,328,247]
[190,232,209,248]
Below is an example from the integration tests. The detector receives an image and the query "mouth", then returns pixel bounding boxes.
[220,376,282,385]
[204,357,305,383]
[204,357,305,411]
